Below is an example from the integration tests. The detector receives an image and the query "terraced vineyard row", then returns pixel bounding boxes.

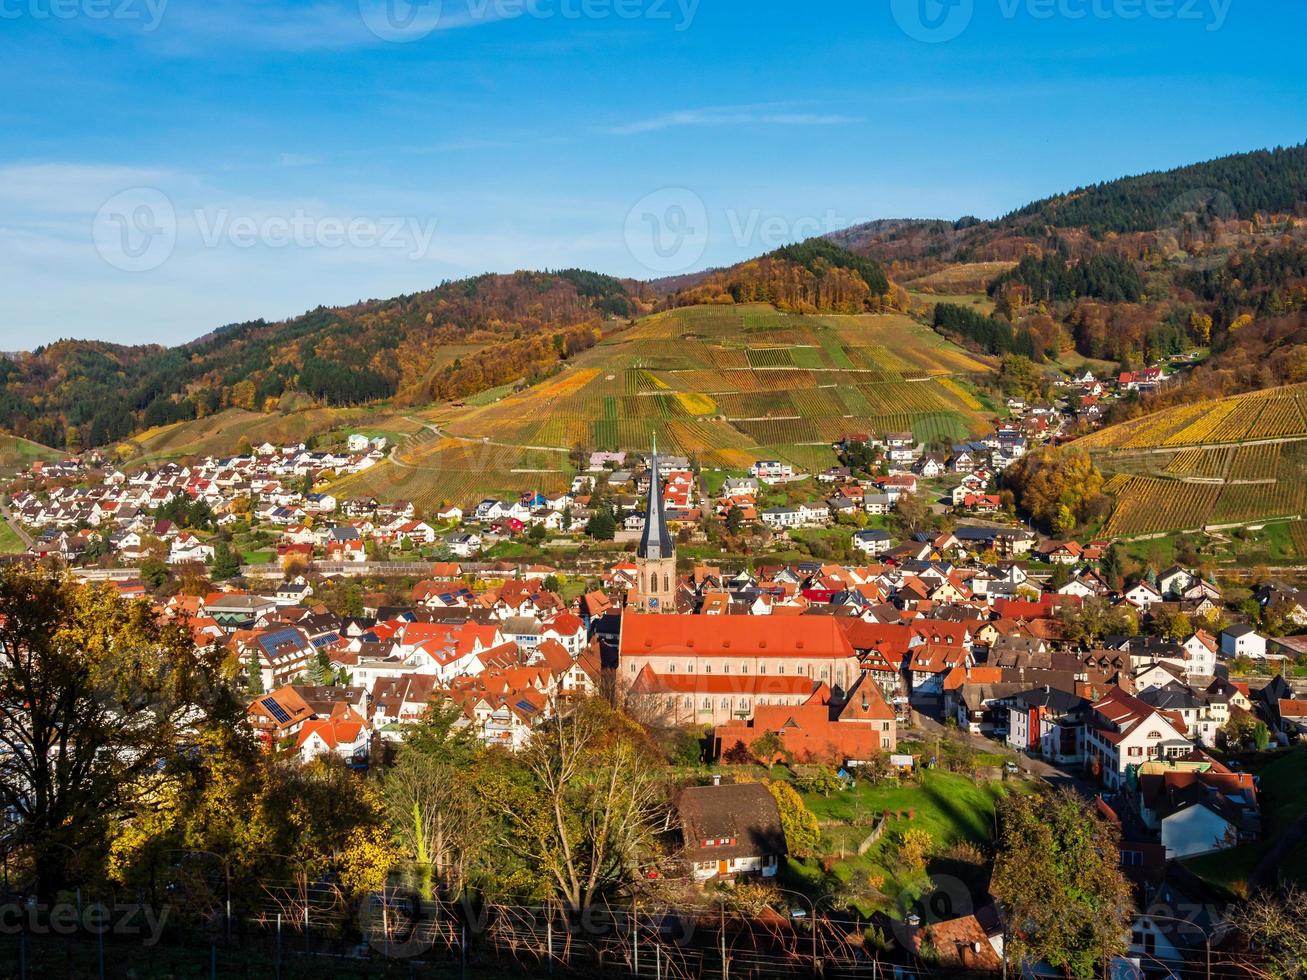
[334,303,999,506]
[1103,479,1223,536]
[1081,383,1307,450]
[1165,448,1230,479]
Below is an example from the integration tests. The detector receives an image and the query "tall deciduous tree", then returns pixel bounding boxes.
[384,702,490,899]
[991,789,1133,977]
[497,699,665,910]
[0,568,233,901]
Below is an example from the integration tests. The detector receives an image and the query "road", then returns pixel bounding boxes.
[0,496,33,551]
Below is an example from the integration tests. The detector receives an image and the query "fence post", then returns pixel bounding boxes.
[276,913,282,980]
[719,904,728,980]
[547,907,553,975]
[632,901,639,977]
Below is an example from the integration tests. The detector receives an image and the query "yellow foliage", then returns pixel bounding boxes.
[674,392,717,416]
[338,825,399,896]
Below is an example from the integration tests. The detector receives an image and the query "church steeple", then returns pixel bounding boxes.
[638,435,672,561]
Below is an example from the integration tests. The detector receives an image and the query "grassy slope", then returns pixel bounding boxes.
[328,304,998,511]
[117,407,430,466]
[785,768,1029,913]
[0,522,25,554]
[0,433,63,472]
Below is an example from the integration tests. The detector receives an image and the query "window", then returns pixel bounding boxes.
[1128,746,1142,757]
[701,698,710,709]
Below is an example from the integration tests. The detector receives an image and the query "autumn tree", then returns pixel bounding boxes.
[0,568,236,901]
[767,780,820,859]
[1229,885,1307,979]
[991,789,1133,977]
[496,699,665,910]
[384,701,492,899]
[1003,447,1107,533]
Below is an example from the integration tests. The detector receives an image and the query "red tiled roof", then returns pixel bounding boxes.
[620,614,855,659]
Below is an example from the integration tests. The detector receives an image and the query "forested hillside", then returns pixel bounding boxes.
[1001,143,1307,236]
[7,143,1307,452]
[665,240,905,314]
[0,270,650,450]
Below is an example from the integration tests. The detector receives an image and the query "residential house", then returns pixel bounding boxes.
[676,782,785,882]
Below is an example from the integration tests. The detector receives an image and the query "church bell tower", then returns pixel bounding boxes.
[633,438,676,613]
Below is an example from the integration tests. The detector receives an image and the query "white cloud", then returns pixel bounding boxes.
[606,104,862,136]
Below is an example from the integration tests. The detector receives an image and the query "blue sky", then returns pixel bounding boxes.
[1,0,1304,348]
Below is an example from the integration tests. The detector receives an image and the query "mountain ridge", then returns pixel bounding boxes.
[4,141,1307,452]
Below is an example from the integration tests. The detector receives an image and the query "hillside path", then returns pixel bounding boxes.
[0,496,33,550]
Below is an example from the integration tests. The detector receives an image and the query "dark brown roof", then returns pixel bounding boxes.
[676,783,787,862]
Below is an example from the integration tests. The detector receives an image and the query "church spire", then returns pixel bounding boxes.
[638,436,672,561]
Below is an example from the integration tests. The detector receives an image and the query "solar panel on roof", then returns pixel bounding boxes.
[514,699,536,712]
[258,628,303,655]
[261,696,292,724]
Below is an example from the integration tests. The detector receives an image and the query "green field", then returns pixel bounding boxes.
[0,433,62,472]
[0,521,25,554]
[784,767,1030,913]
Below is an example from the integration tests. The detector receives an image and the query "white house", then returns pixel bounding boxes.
[853,529,892,556]
[296,715,369,763]
[1085,688,1191,791]
[1220,625,1267,660]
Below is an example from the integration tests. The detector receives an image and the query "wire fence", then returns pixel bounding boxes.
[0,868,1266,980]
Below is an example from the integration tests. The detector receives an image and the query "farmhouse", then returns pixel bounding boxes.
[676,782,785,882]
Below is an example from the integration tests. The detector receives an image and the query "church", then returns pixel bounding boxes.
[631,444,677,613]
